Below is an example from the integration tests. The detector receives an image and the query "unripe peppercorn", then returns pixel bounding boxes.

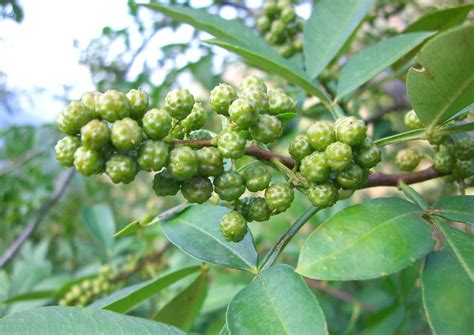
[153,170,181,196]
[240,88,269,115]
[217,130,247,159]
[396,148,421,172]
[97,90,130,122]
[300,151,331,183]
[57,101,93,135]
[433,145,455,174]
[270,20,285,35]
[181,176,213,204]
[111,118,143,151]
[325,141,353,170]
[74,146,104,176]
[454,138,474,161]
[268,90,296,115]
[196,147,224,177]
[242,164,272,192]
[181,102,208,132]
[126,88,149,120]
[307,183,339,208]
[240,75,267,93]
[453,159,474,179]
[80,91,101,119]
[137,140,169,171]
[404,110,424,130]
[229,98,258,128]
[335,116,367,146]
[214,171,246,201]
[209,83,237,116]
[165,89,195,120]
[353,138,381,169]
[256,15,271,32]
[105,154,138,184]
[245,197,271,222]
[142,109,173,140]
[81,119,110,149]
[220,210,247,243]
[265,183,294,213]
[55,136,81,167]
[289,134,314,162]
[306,121,336,151]
[336,164,366,190]
[249,114,282,143]
[168,146,199,181]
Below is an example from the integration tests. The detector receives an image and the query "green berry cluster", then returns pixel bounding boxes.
[289,117,381,208]
[58,265,118,307]
[256,0,303,58]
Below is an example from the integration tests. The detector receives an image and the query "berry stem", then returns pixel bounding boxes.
[259,206,319,271]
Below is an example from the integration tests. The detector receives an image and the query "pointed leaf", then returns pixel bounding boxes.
[81,204,115,250]
[422,247,474,335]
[337,32,434,99]
[404,4,474,33]
[407,24,474,129]
[227,265,328,335]
[432,195,474,225]
[304,0,373,79]
[90,266,200,312]
[398,182,429,210]
[154,271,208,331]
[297,198,433,280]
[161,205,258,272]
[0,306,184,334]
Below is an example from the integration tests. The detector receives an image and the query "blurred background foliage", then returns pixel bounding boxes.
[0,0,471,334]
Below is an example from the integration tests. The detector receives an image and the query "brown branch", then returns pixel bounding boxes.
[0,169,75,268]
[306,279,377,312]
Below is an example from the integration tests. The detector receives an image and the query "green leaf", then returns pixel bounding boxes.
[276,112,297,122]
[434,221,474,281]
[422,247,474,335]
[154,270,208,331]
[404,5,474,33]
[81,204,115,250]
[304,0,373,79]
[227,265,328,335]
[374,128,425,147]
[362,304,405,335]
[431,195,474,225]
[297,198,433,280]
[161,205,258,272]
[336,32,434,99]
[90,266,200,312]
[398,182,429,210]
[0,306,184,334]
[407,24,474,130]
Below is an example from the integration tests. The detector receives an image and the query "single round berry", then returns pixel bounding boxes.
[97,90,130,122]
[105,154,138,184]
[240,88,269,114]
[168,146,198,181]
[280,5,296,23]
[428,133,447,145]
[189,129,213,141]
[73,146,104,176]
[239,75,267,92]
[55,136,81,167]
[111,118,143,151]
[270,20,285,35]
[165,89,195,120]
[335,116,367,146]
[263,2,279,16]
[229,98,257,128]
[454,138,474,161]
[325,141,353,170]
[338,188,355,201]
[249,114,282,143]
[142,109,173,140]
[214,171,246,201]
[242,164,272,192]
[181,176,213,204]
[293,35,303,51]
[265,31,280,45]
[80,91,100,119]
[353,138,381,169]
[126,89,149,120]
[307,183,339,208]
[404,110,424,130]
[171,124,186,140]
[306,121,336,151]
[217,130,247,159]
[137,140,169,171]
[209,83,237,115]
[256,15,271,32]
[453,159,474,179]
[289,135,313,162]
[196,147,224,177]
[433,145,455,174]
[57,101,93,135]
[336,164,366,190]
[300,151,331,183]
[153,170,181,196]
[276,44,295,58]
[81,119,110,149]
[396,148,421,172]
[245,197,271,222]
[265,183,294,213]
[181,102,208,132]
[220,211,247,243]
[268,90,296,115]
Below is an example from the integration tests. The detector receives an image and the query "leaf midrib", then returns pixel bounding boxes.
[258,278,289,335]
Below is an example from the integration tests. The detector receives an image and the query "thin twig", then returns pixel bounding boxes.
[0,169,75,268]
[0,148,47,177]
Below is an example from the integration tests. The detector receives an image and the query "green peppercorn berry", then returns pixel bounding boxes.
[300,151,331,183]
[168,146,198,181]
[404,110,424,130]
[265,31,280,45]
[181,176,213,204]
[268,90,296,115]
[214,171,246,201]
[97,90,130,122]
[325,141,353,170]
[270,20,285,35]
[289,134,313,162]
[433,145,455,174]
[181,102,208,132]
[81,119,110,149]
[306,121,336,151]
[217,129,247,159]
[242,164,272,192]
[353,138,381,168]
[142,108,173,140]
[153,170,181,196]
[80,91,101,119]
[229,98,258,128]
[55,136,81,167]
[209,83,237,116]
[165,89,195,120]
[246,197,271,222]
[57,101,93,135]
[249,114,282,143]
[307,183,339,208]
[196,147,224,177]
[256,15,271,32]
[427,133,447,145]
[276,43,295,58]
[105,154,138,184]
[263,2,279,16]
[280,5,296,23]
[265,183,294,213]
[220,211,247,243]
[336,164,366,190]
[137,140,169,171]
[395,148,421,172]
[338,188,355,200]
[240,88,269,114]
[189,129,213,141]
[171,124,186,140]
[126,89,149,120]
[74,146,104,176]
[239,75,267,93]
[454,137,474,161]
[453,159,474,179]
[111,117,143,151]
[293,35,303,51]
[335,116,367,146]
